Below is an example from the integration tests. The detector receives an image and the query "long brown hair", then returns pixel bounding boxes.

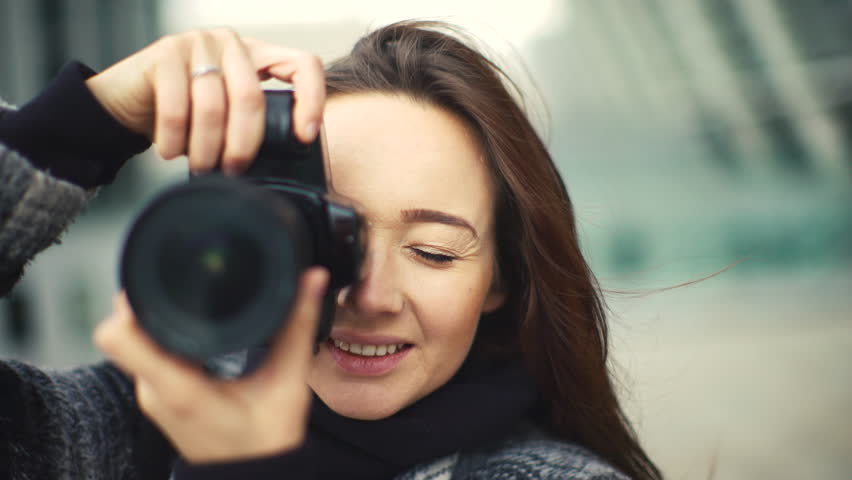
[325,20,662,480]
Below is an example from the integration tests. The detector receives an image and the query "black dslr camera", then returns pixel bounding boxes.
[120,91,364,362]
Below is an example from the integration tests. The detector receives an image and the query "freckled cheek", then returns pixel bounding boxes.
[408,273,492,348]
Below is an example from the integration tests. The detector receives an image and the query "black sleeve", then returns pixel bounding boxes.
[0,61,151,189]
[0,61,152,295]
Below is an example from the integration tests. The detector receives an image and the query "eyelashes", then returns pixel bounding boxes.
[410,248,456,265]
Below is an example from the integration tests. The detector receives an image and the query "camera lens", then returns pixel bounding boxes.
[121,175,312,360]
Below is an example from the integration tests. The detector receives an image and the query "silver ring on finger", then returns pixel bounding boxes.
[191,64,222,80]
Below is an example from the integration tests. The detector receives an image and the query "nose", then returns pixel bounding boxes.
[336,246,404,315]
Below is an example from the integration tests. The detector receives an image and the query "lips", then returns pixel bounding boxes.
[326,334,412,376]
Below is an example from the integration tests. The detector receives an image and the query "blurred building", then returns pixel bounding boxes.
[528,0,851,280]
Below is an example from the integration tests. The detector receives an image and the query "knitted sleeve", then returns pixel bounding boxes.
[0,130,94,295]
[450,427,631,480]
[0,359,142,480]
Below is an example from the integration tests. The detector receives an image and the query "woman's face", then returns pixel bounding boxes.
[308,93,504,420]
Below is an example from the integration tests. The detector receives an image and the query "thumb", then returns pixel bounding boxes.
[245,267,329,387]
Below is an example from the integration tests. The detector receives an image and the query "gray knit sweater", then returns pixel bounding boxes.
[0,96,629,479]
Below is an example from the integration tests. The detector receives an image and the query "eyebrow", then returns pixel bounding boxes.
[400,209,478,240]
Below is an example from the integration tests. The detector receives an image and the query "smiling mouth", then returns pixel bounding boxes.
[329,339,413,357]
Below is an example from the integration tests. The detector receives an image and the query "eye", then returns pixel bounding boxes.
[410,248,456,264]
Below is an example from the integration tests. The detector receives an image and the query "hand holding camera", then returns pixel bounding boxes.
[84,28,326,173]
[89,28,347,463]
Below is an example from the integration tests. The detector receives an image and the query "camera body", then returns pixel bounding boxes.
[120,91,363,362]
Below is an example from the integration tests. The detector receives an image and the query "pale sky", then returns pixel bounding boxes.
[162,0,567,53]
[160,0,568,128]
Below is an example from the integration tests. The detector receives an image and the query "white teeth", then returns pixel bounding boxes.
[332,340,407,357]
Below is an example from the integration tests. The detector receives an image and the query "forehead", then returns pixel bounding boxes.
[323,93,495,230]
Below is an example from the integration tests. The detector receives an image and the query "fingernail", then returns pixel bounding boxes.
[93,315,119,350]
[101,313,120,327]
[112,292,123,311]
[304,122,319,142]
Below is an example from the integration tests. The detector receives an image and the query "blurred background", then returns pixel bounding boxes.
[1,0,850,478]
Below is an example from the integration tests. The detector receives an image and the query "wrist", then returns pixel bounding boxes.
[180,431,306,464]
[85,70,152,138]
[0,61,151,188]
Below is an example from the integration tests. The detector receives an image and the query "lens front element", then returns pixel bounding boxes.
[159,227,263,321]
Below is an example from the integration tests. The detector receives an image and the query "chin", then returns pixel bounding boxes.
[332,402,401,421]
[316,384,409,420]
[309,345,425,420]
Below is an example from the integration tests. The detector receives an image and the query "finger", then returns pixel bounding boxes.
[241,39,307,69]
[249,267,329,385]
[152,44,190,160]
[243,41,325,143]
[269,55,325,144]
[218,31,265,175]
[188,31,227,173]
[94,292,215,400]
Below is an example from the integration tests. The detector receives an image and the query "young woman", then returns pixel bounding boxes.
[0,21,661,479]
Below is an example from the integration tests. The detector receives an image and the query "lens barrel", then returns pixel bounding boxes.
[120,175,312,361]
